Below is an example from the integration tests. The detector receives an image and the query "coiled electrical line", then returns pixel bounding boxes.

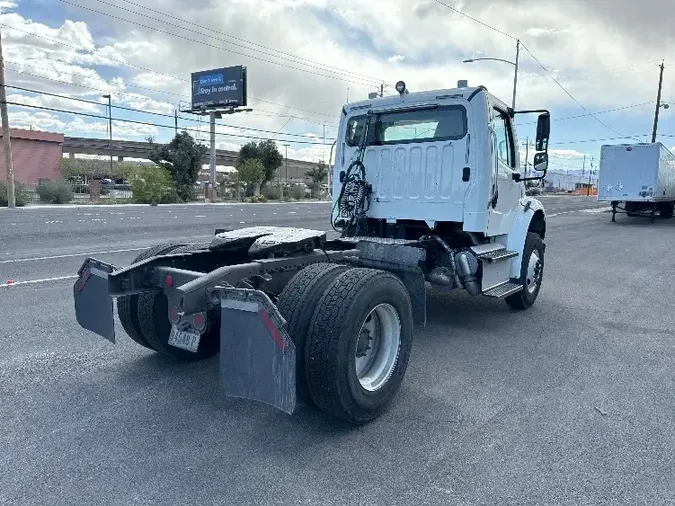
[331,112,373,236]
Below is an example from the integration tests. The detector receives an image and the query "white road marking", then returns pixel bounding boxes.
[0,275,78,288]
[195,215,206,218]
[0,247,146,264]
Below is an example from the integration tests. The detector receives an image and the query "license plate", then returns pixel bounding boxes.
[168,326,201,353]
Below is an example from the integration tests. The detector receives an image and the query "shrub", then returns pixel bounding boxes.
[128,165,179,205]
[36,179,73,204]
[248,195,267,203]
[0,181,29,207]
[261,185,281,200]
[290,184,306,200]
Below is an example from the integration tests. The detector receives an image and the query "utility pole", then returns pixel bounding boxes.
[588,157,594,196]
[652,61,665,143]
[283,143,289,186]
[209,110,216,201]
[523,137,529,178]
[379,83,384,98]
[512,39,520,110]
[323,124,326,145]
[102,94,113,176]
[581,154,586,178]
[174,109,178,136]
[0,27,15,208]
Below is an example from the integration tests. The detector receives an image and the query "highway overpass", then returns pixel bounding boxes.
[62,136,321,182]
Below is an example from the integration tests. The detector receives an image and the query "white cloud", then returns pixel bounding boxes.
[2,0,674,163]
[7,93,103,114]
[548,149,588,160]
[0,0,17,10]
[8,110,67,131]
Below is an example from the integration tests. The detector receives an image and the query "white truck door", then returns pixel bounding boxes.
[486,106,521,236]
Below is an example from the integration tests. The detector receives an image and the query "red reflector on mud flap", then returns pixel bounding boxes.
[259,308,286,351]
[76,267,92,292]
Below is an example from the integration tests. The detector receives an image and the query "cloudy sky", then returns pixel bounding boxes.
[1,0,674,170]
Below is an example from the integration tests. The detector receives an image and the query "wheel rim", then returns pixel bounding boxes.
[526,250,543,294]
[354,303,401,392]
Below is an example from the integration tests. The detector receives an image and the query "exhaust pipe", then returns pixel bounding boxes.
[455,252,481,296]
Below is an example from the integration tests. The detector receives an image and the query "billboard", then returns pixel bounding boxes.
[191,65,247,110]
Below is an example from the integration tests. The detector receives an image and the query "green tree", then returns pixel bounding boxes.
[237,140,283,184]
[127,165,178,205]
[306,160,328,198]
[148,131,207,201]
[236,158,265,196]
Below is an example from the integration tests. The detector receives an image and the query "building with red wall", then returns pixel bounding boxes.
[0,128,64,183]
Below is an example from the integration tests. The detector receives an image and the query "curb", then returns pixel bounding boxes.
[1,200,332,211]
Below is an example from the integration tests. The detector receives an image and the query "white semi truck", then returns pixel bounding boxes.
[73,80,552,424]
[597,142,675,222]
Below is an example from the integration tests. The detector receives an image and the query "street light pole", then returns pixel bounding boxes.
[102,94,113,176]
[652,61,666,143]
[283,143,289,186]
[463,37,520,109]
[512,39,520,110]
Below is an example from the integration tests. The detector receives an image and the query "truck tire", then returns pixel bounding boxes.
[659,202,674,218]
[117,242,186,350]
[506,232,544,310]
[276,262,350,406]
[305,268,414,424]
[137,244,220,361]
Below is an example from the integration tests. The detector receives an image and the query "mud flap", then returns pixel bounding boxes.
[219,287,297,415]
[73,258,116,343]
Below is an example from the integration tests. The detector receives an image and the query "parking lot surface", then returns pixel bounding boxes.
[3,196,674,505]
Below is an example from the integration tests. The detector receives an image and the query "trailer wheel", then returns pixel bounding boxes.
[117,242,186,350]
[305,268,414,424]
[659,202,674,218]
[137,244,220,362]
[276,262,349,406]
[506,232,544,310]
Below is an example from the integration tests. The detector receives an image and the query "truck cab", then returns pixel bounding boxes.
[333,81,550,242]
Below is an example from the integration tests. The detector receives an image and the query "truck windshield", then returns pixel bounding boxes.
[345,104,467,147]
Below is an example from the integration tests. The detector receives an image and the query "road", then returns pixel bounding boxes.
[3,195,675,505]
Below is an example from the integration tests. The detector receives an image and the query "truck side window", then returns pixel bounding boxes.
[493,108,516,169]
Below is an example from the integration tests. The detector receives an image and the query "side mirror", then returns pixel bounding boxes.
[535,113,550,151]
[533,152,548,172]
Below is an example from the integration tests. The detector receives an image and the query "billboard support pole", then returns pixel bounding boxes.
[209,110,216,201]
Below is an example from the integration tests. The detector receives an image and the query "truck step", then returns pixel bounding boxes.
[477,249,519,262]
[471,243,506,257]
[482,282,523,298]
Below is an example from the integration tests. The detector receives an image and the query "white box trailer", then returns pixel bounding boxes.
[597,142,675,222]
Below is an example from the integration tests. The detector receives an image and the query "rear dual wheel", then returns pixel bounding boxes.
[117,243,220,361]
[288,267,414,424]
[117,243,185,351]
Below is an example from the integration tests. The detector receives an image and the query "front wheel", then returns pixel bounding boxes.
[305,268,414,424]
[505,232,544,310]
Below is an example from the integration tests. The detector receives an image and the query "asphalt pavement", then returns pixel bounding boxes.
[5,195,675,505]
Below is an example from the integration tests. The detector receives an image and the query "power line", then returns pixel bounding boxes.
[58,0,380,88]
[4,62,340,127]
[517,102,655,125]
[431,0,647,139]
[3,83,338,141]
[98,0,388,87]
[433,0,516,39]
[3,100,332,146]
[551,134,651,145]
[0,22,339,119]
[519,43,640,140]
